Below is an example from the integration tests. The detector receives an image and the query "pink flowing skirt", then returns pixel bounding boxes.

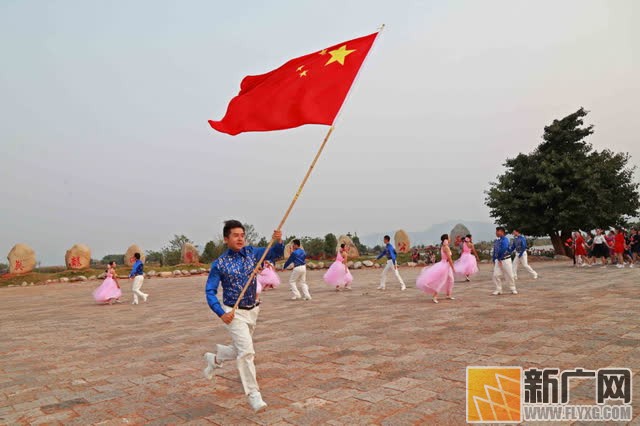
[92,277,122,302]
[256,268,280,294]
[416,261,454,295]
[454,252,479,276]
[324,261,353,286]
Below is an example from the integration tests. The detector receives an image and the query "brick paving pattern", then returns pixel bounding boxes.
[1,262,638,425]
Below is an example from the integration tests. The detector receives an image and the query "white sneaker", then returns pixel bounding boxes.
[400,284,406,291]
[533,275,539,280]
[491,291,501,296]
[203,352,219,381]
[511,290,518,295]
[377,285,385,290]
[143,294,148,303]
[631,264,635,268]
[302,295,312,301]
[290,295,301,300]
[248,392,268,412]
[131,300,138,305]
[617,265,624,269]
[447,296,456,300]
[344,286,352,291]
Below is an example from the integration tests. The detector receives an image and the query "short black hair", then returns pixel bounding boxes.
[496,226,506,233]
[134,252,141,260]
[293,239,301,246]
[440,234,449,242]
[223,220,245,238]
[340,243,346,249]
[466,234,472,238]
[383,235,390,241]
[512,228,520,233]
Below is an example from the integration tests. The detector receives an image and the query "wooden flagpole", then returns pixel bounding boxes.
[232,126,334,310]
[232,24,385,312]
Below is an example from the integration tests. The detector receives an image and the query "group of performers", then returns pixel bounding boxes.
[567,227,639,268]
[198,221,546,412]
[91,252,148,305]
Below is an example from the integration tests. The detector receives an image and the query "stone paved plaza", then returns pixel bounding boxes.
[1,262,638,425]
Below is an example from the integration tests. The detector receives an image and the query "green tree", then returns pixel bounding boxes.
[167,235,193,251]
[159,234,194,266]
[301,237,325,258]
[101,254,125,264]
[0,262,8,274]
[485,108,640,255]
[351,233,368,255]
[323,233,338,256]
[257,237,269,247]
[243,223,260,245]
[200,241,217,264]
[145,250,163,266]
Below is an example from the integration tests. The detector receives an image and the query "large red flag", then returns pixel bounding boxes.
[208,32,378,135]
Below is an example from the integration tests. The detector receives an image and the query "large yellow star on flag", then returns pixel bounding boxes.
[324,45,356,66]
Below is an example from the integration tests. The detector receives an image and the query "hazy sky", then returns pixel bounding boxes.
[1,1,638,265]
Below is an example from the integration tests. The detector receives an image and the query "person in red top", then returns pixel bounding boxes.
[574,232,588,266]
[614,228,627,268]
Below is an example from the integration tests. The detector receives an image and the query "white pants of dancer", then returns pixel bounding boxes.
[289,265,311,298]
[215,306,260,395]
[512,252,538,279]
[493,259,516,292]
[131,275,147,303]
[380,260,405,288]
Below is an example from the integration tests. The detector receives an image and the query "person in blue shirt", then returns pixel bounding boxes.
[510,228,538,280]
[284,239,311,300]
[491,226,517,295]
[203,220,284,413]
[128,252,148,305]
[376,235,406,290]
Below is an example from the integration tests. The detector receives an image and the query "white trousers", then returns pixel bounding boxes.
[493,258,516,292]
[131,275,147,303]
[512,252,538,279]
[380,259,405,288]
[289,265,311,298]
[215,306,260,395]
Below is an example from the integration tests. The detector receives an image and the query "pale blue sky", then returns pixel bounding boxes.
[1,1,638,265]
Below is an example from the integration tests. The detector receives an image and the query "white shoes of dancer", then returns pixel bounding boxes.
[491,291,502,296]
[511,290,518,295]
[377,285,385,290]
[302,296,312,301]
[203,352,220,381]
[400,284,406,291]
[248,392,268,412]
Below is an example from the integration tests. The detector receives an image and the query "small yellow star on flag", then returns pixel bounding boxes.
[325,45,355,66]
[299,70,308,77]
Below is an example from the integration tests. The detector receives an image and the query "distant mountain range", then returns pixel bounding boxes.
[360,221,497,247]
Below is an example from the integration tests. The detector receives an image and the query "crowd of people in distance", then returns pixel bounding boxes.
[565,227,639,268]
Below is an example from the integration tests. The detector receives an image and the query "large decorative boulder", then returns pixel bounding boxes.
[7,243,36,274]
[394,230,411,253]
[337,235,360,258]
[125,245,145,266]
[65,244,91,270]
[285,241,303,259]
[449,224,471,244]
[181,243,200,264]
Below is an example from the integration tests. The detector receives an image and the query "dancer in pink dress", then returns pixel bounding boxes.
[323,244,353,291]
[92,261,122,304]
[256,261,280,294]
[416,234,455,303]
[453,235,479,281]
